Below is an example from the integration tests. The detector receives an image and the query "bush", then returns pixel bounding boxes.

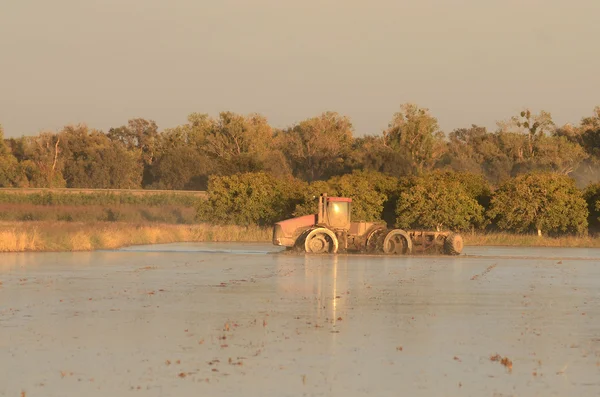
[291,180,334,217]
[394,172,486,231]
[196,171,398,226]
[346,170,400,225]
[583,183,600,232]
[487,172,588,236]
[104,208,122,222]
[196,173,305,226]
[430,170,492,209]
[292,170,398,222]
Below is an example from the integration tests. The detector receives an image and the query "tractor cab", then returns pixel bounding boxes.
[273,192,464,255]
[317,193,351,231]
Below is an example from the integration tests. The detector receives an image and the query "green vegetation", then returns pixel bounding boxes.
[464,232,600,248]
[2,105,600,192]
[196,172,304,226]
[394,171,487,231]
[3,104,600,251]
[0,191,199,206]
[1,169,599,244]
[0,190,201,224]
[584,183,600,232]
[0,203,197,224]
[292,171,396,222]
[195,170,598,239]
[487,173,588,236]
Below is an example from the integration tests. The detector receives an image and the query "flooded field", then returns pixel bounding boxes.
[1,243,600,397]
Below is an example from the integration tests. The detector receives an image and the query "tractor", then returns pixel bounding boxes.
[272,193,463,255]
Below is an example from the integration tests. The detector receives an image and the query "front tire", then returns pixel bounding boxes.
[304,228,339,254]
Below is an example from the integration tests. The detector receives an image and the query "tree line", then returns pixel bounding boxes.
[197,170,599,237]
[1,103,600,191]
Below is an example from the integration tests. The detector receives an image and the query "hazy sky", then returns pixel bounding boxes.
[1,0,599,138]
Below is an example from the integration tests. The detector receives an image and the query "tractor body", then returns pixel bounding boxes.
[272,193,463,255]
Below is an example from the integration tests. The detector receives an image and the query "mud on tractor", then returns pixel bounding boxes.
[272,193,463,255]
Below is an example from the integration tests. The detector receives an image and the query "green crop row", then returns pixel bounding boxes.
[0,191,201,207]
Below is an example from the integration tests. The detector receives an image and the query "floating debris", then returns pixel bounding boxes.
[490,354,512,372]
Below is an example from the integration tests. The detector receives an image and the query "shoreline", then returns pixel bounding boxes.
[1,221,600,253]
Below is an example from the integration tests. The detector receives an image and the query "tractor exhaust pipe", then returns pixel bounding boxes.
[318,193,327,225]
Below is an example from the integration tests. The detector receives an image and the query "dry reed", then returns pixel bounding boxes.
[0,221,271,252]
[464,232,600,248]
[1,222,599,253]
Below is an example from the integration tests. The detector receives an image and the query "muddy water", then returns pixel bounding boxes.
[1,243,600,397]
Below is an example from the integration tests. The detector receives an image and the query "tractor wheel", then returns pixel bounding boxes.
[382,229,413,255]
[365,227,386,253]
[304,228,338,254]
[443,232,463,255]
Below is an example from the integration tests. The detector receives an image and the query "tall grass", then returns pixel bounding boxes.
[1,222,599,253]
[465,232,600,248]
[0,191,201,206]
[0,222,271,252]
[0,203,197,223]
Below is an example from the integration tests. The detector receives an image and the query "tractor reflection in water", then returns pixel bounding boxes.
[272,193,463,255]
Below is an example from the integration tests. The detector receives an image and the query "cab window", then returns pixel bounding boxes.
[327,201,350,227]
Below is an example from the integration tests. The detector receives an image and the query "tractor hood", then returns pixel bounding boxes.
[272,214,316,247]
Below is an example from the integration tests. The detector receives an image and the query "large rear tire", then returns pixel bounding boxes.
[383,229,413,255]
[365,227,386,253]
[443,232,463,255]
[303,228,339,254]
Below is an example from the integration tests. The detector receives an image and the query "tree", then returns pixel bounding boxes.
[554,108,600,187]
[489,113,585,180]
[185,112,213,147]
[531,135,587,175]
[18,132,66,188]
[60,124,143,189]
[0,124,7,155]
[108,118,158,186]
[349,135,414,178]
[148,116,214,190]
[430,170,492,209]
[325,172,390,222]
[196,172,305,226]
[202,112,269,173]
[394,171,486,231]
[580,106,600,158]
[290,180,334,217]
[151,145,209,190]
[583,183,600,232]
[440,125,513,184]
[487,172,588,236]
[383,103,446,173]
[497,108,555,158]
[441,125,488,175]
[578,107,600,181]
[292,170,399,222]
[0,125,27,187]
[277,111,354,181]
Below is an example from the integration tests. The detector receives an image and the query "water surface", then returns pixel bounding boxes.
[1,243,599,396]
